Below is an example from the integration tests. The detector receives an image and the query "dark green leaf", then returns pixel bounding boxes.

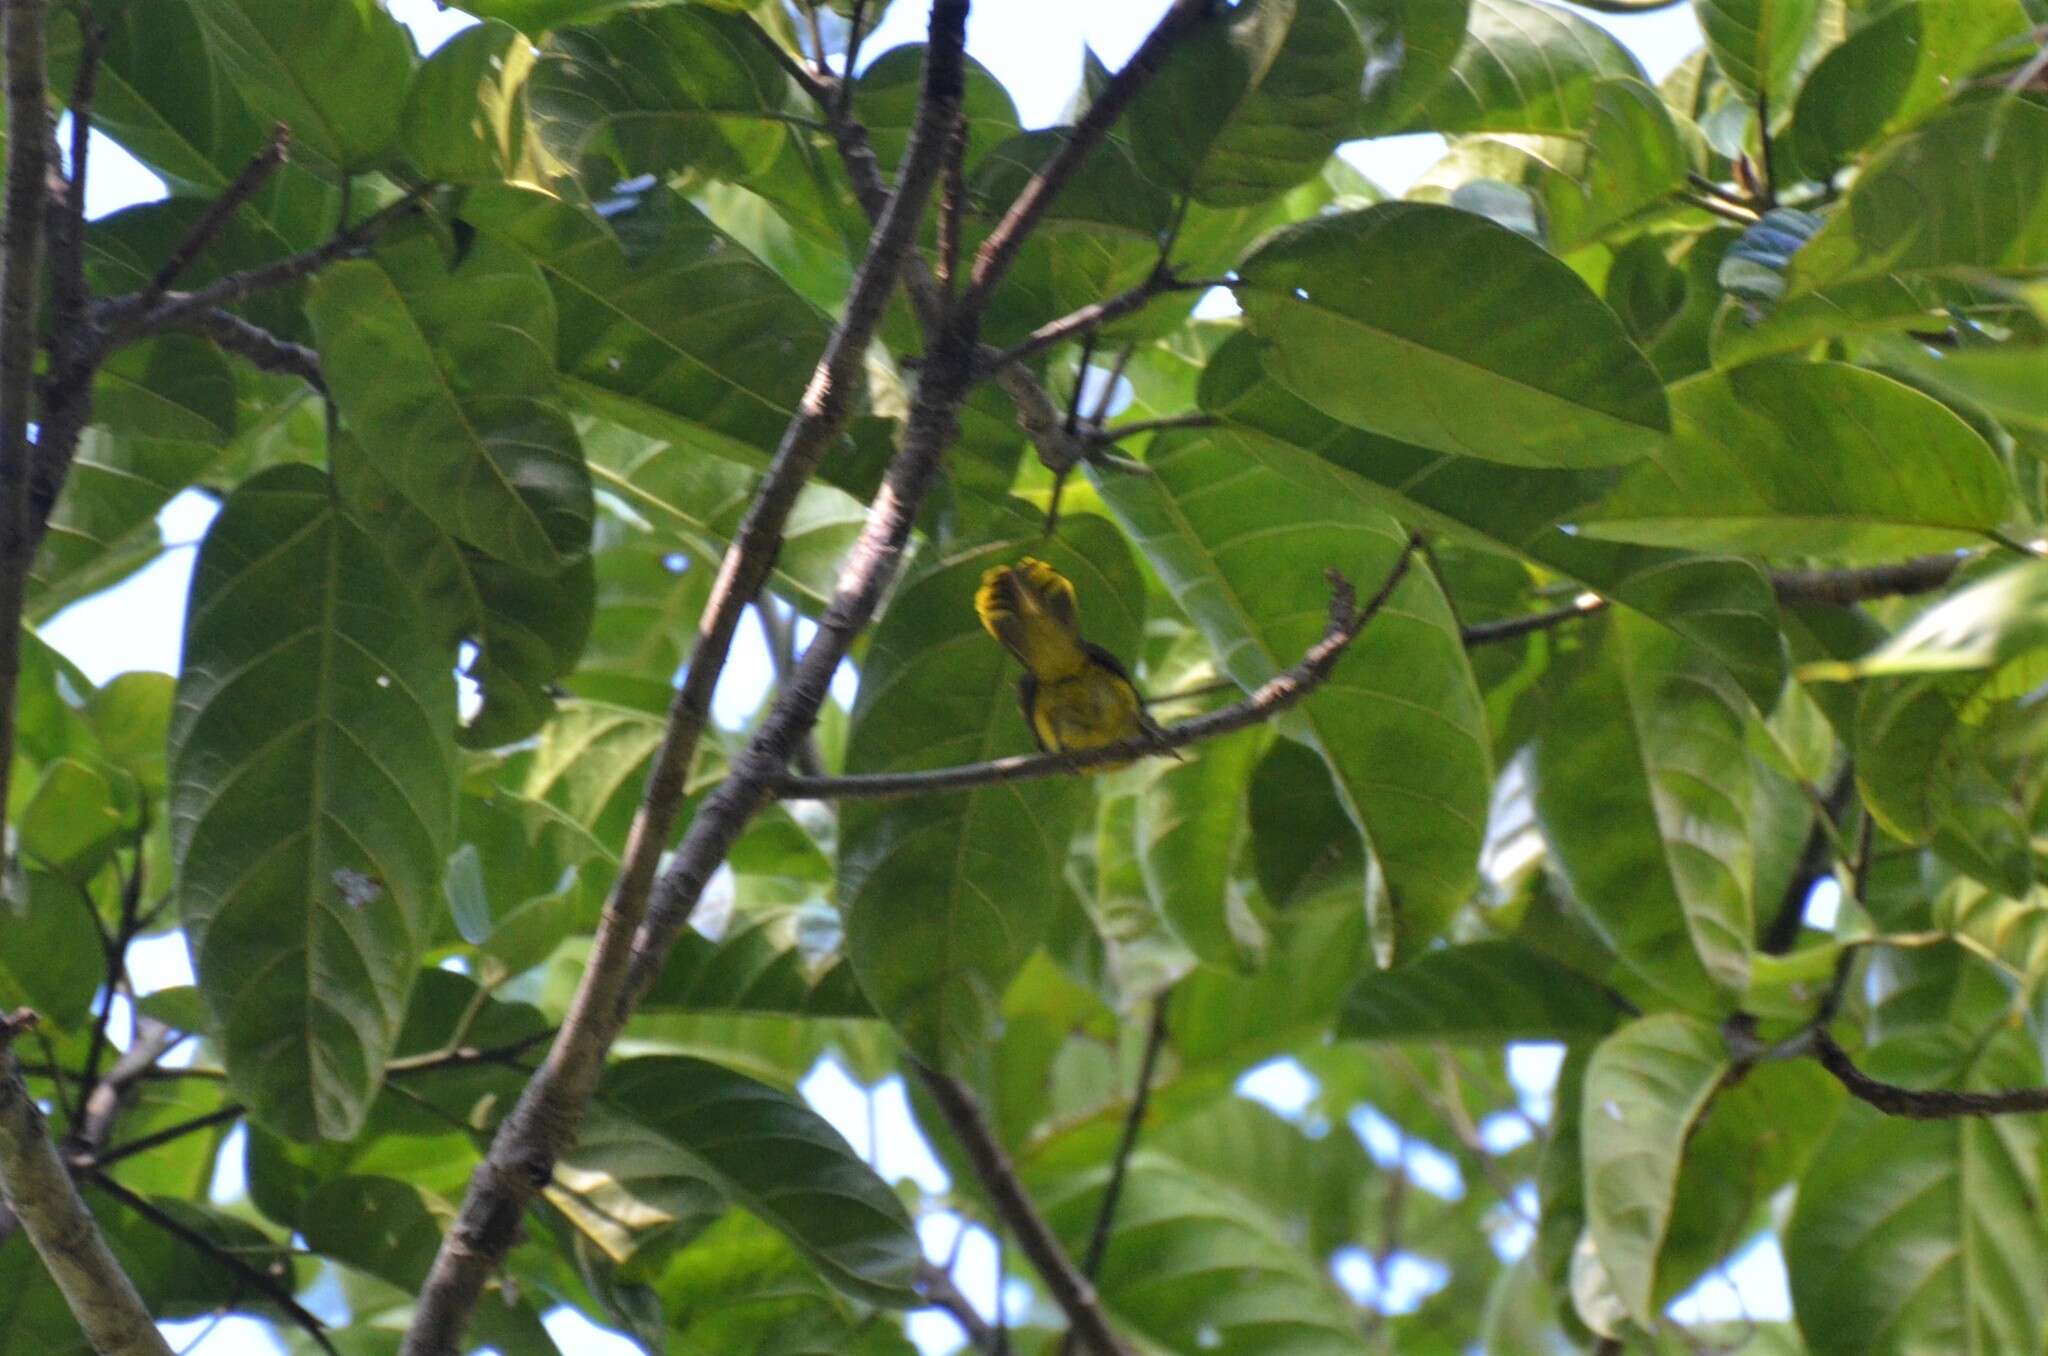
[1339,940,1622,1042]
[1236,202,1669,468]
[401,18,547,184]
[1139,727,1271,968]
[170,465,457,1140]
[1344,0,1472,136]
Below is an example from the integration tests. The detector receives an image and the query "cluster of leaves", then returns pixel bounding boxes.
[7,0,2048,1353]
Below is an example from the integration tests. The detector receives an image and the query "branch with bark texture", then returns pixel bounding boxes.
[919,1066,1136,1356]
[1812,1030,2048,1117]
[0,1012,173,1356]
[398,10,973,1353]
[774,541,1420,800]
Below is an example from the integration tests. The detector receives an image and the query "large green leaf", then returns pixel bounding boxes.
[851,46,1021,175]
[1581,1013,1730,1326]
[1791,96,2048,295]
[1138,726,1271,968]
[1695,0,1822,100]
[0,871,102,1033]
[170,464,457,1140]
[529,6,789,185]
[1097,422,1493,952]
[1040,1154,1374,1354]
[1198,331,1788,706]
[1403,0,1643,134]
[1540,78,1690,251]
[1339,940,1623,1043]
[1344,0,1472,136]
[31,337,235,611]
[461,183,836,473]
[308,229,593,574]
[400,18,547,185]
[48,1,267,195]
[187,0,414,173]
[599,1056,922,1306]
[1127,0,1366,207]
[1710,271,1956,367]
[1580,361,2013,558]
[1864,332,2048,433]
[1785,1029,2048,1355]
[1534,615,1755,1010]
[1236,202,1669,468]
[839,510,1142,1073]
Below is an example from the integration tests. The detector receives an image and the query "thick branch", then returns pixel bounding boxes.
[1771,554,1959,606]
[1812,1029,2048,1118]
[399,11,972,1354]
[0,1014,173,1356]
[964,0,1213,308]
[918,1067,1135,1356]
[775,541,1421,800]
[49,11,97,343]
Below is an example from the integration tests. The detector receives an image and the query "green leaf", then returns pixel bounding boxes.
[309,229,593,574]
[1710,272,1956,367]
[1198,329,1788,707]
[1338,940,1623,1042]
[1096,422,1493,952]
[87,672,175,798]
[1539,78,1690,251]
[1404,0,1644,135]
[32,337,236,612]
[1535,616,1756,1010]
[1236,202,1670,468]
[1695,0,1822,100]
[170,464,457,1140]
[1040,1155,1375,1353]
[1344,0,1472,136]
[1579,361,2013,558]
[298,1175,446,1291]
[1785,1029,2048,1355]
[18,758,127,879]
[840,510,1142,1072]
[1128,0,1367,207]
[644,906,871,1018]
[400,18,546,184]
[48,1,267,195]
[462,183,837,473]
[851,46,1021,175]
[0,870,103,1032]
[1139,727,1271,968]
[1581,1013,1730,1325]
[1791,96,2048,295]
[529,6,789,185]
[1864,332,2048,433]
[187,0,414,173]
[600,1056,922,1306]
[1810,560,2048,682]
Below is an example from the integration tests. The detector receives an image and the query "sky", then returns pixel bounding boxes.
[36,3,1782,1353]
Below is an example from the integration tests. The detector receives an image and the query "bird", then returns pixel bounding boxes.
[974,556,1158,764]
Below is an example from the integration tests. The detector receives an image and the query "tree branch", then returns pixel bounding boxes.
[400,11,972,1353]
[1459,594,1609,646]
[964,0,1214,309]
[136,123,290,317]
[89,1169,337,1356]
[0,1012,173,1356]
[1076,995,1171,1281]
[775,541,1421,800]
[168,306,326,392]
[1760,765,1854,955]
[916,1259,1001,1354]
[1086,412,1214,445]
[1811,1029,2048,1118]
[49,9,98,344]
[983,269,1215,372]
[918,1066,1135,1356]
[1771,553,1960,606]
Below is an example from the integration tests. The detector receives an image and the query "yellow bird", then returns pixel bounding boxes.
[974,557,1154,761]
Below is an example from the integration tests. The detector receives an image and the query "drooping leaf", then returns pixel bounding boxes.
[1695,0,1823,100]
[1580,360,2013,558]
[1127,0,1367,207]
[170,464,457,1140]
[1096,421,1493,953]
[1338,940,1623,1043]
[1236,202,1670,468]
[840,509,1143,1073]
[1581,1013,1730,1325]
[461,183,837,474]
[187,0,414,173]
[308,229,593,574]
[1403,0,1643,135]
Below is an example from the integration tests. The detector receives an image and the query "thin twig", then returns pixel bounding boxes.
[1675,189,1761,225]
[1812,1029,2048,1117]
[136,124,290,316]
[400,13,973,1354]
[840,0,872,100]
[1077,995,1171,1279]
[90,1103,244,1170]
[965,0,1215,309]
[776,542,1422,800]
[1754,91,1777,210]
[1771,554,1960,606]
[1087,412,1215,445]
[984,271,1210,372]
[917,1260,1001,1353]
[918,1067,1136,1356]
[90,1169,337,1356]
[1760,766,1854,955]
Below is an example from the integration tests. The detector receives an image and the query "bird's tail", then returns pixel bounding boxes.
[975,557,1089,679]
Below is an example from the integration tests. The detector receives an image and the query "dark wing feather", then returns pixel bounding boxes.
[1016,673,1048,751]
